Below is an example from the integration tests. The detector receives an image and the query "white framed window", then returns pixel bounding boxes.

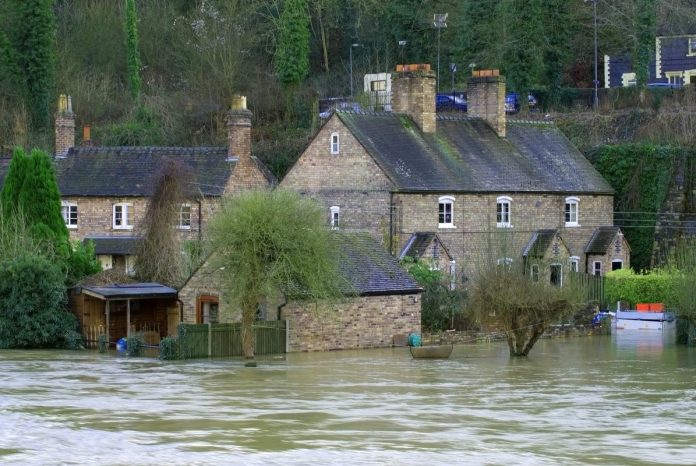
[570,256,580,273]
[497,257,513,269]
[666,72,683,86]
[370,80,387,91]
[496,196,512,228]
[61,202,78,229]
[113,203,134,230]
[593,261,602,276]
[178,204,192,230]
[330,206,340,230]
[330,132,340,154]
[612,260,623,271]
[565,197,579,227]
[438,196,455,228]
[688,37,696,56]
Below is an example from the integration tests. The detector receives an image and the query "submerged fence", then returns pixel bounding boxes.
[177,321,287,359]
[568,272,605,308]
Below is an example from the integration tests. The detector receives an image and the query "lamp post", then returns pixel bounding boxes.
[349,43,360,98]
[585,0,599,109]
[433,13,448,93]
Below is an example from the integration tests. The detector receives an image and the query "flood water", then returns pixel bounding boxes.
[1,334,695,465]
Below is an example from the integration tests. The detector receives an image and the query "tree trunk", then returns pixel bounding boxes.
[242,304,255,359]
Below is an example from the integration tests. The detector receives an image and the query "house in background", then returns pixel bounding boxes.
[281,66,623,283]
[179,232,422,352]
[604,33,696,87]
[584,226,631,276]
[0,95,275,274]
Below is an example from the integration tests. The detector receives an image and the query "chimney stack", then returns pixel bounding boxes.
[55,94,75,157]
[391,65,436,134]
[226,95,252,162]
[467,69,506,137]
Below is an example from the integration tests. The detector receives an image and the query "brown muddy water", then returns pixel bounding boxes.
[1,333,695,465]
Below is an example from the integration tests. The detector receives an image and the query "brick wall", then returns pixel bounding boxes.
[391,70,436,133]
[55,112,75,157]
[468,73,506,137]
[63,196,218,241]
[281,294,421,352]
[587,233,631,275]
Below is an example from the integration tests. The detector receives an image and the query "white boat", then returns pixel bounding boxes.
[614,310,676,331]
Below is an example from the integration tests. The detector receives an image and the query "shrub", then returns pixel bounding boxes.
[158,336,179,360]
[604,268,678,308]
[126,332,144,357]
[0,254,78,348]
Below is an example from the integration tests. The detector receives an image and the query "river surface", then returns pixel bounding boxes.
[1,333,695,465]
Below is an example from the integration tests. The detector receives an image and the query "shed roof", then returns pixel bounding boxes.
[585,226,622,255]
[335,111,612,194]
[81,282,177,300]
[84,236,141,256]
[523,229,559,258]
[334,232,422,296]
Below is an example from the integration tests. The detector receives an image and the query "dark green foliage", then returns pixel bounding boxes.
[0,254,77,349]
[96,106,165,146]
[0,31,22,96]
[98,333,108,353]
[0,148,30,216]
[126,332,144,356]
[403,258,463,332]
[633,0,656,87]
[65,240,102,287]
[275,0,310,86]
[592,144,676,270]
[124,0,142,100]
[158,336,180,360]
[13,0,55,129]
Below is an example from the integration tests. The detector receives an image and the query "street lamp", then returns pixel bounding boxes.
[585,0,599,109]
[433,13,448,93]
[349,43,360,97]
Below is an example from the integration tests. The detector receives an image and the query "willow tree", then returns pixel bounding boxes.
[470,256,581,357]
[209,190,345,359]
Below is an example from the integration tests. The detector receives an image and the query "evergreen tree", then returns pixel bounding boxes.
[274,0,310,86]
[124,0,142,100]
[634,0,656,87]
[0,148,30,216]
[14,0,55,129]
[542,0,573,105]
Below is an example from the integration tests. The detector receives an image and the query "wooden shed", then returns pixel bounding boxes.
[70,283,180,347]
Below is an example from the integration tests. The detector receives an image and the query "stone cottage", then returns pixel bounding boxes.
[3,95,275,272]
[281,67,630,282]
[179,232,422,352]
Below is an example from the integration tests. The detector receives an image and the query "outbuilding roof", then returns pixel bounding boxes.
[81,282,177,300]
[585,226,622,255]
[335,111,613,194]
[84,236,141,256]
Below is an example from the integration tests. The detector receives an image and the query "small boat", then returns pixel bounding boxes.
[409,344,453,359]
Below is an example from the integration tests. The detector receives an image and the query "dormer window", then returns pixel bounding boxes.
[565,197,579,227]
[113,203,134,230]
[61,202,78,229]
[438,196,455,228]
[330,132,340,154]
[496,196,512,228]
[689,37,696,56]
[330,206,340,229]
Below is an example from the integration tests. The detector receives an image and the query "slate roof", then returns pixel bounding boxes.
[84,236,141,256]
[53,146,275,197]
[585,226,621,255]
[335,111,613,194]
[81,282,177,300]
[398,232,452,261]
[334,232,422,296]
[522,229,559,258]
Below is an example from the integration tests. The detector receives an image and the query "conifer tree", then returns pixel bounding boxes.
[124,0,142,100]
[634,0,656,87]
[274,0,310,86]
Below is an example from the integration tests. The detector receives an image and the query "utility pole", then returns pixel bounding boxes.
[433,13,448,93]
[585,0,599,109]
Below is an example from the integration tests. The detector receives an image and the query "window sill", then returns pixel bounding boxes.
[496,223,513,229]
[66,225,78,229]
[565,222,580,228]
[438,224,456,229]
[113,226,134,230]
[177,226,192,230]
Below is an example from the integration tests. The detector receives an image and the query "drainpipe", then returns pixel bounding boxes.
[389,192,394,255]
[197,200,202,242]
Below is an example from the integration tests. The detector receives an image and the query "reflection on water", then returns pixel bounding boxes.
[1,336,695,465]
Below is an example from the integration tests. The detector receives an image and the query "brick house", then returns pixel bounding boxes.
[3,95,275,272]
[281,67,629,283]
[179,232,422,352]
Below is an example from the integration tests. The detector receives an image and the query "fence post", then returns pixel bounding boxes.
[208,322,212,357]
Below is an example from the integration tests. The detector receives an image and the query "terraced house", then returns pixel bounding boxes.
[281,67,630,284]
[1,95,274,273]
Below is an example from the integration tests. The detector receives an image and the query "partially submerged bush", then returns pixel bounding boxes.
[158,336,180,360]
[126,333,144,357]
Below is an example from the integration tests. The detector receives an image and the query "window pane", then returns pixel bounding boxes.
[114,205,122,225]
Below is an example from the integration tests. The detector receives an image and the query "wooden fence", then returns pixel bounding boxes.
[568,272,605,307]
[177,321,287,359]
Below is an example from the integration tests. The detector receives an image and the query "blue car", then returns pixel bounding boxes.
[436,93,467,112]
[505,93,537,113]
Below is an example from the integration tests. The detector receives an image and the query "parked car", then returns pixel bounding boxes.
[505,92,537,113]
[436,93,467,112]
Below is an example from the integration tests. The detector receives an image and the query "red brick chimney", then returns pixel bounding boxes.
[55,94,75,157]
[226,95,252,162]
[467,69,506,137]
[391,64,436,134]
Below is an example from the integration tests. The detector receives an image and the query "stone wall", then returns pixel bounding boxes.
[394,192,614,280]
[63,196,219,241]
[281,294,421,352]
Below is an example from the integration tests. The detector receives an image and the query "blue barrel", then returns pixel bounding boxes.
[116,337,127,351]
[408,333,422,347]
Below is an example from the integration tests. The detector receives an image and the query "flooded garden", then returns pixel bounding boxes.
[1,334,695,465]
